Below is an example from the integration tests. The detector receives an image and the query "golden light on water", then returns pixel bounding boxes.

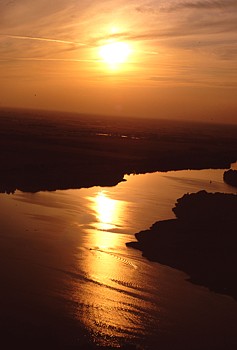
[95,191,116,231]
[78,189,139,346]
[91,190,124,234]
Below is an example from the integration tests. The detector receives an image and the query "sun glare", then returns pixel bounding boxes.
[99,41,131,69]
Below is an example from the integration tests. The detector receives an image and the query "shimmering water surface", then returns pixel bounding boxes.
[1,168,237,349]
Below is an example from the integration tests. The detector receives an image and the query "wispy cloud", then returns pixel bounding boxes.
[0,1,237,87]
[136,0,237,13]
[167,0,237,11]
[131,0,237,52]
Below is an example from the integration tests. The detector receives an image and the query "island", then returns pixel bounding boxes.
[127,190,237,300]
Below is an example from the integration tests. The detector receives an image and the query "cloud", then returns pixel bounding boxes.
[0,0,90,61]
[135,6,158,14]
[0,0,237,89]
[212,44,237,61]
[0,34,86,46]
[135,1,237,15]
[0,33,89,64]
[167,0,237,11]
[132,0,237,48]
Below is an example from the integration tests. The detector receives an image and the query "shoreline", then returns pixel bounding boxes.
[1,108,237,193]
[127,191,237,300]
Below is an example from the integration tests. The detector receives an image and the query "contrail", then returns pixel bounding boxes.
[0,33,86,46]
[3,57,99,62]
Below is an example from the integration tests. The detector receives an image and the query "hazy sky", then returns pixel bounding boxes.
[0,0,237,123]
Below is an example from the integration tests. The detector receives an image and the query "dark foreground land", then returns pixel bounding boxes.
[1,108,237,193]
[127,191,237,300]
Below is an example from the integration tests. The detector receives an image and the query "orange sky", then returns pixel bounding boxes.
[0,0,237,123]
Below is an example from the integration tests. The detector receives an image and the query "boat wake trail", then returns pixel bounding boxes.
[89,247,138,269]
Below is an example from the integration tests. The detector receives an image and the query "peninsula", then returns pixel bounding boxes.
[127,190,237,300]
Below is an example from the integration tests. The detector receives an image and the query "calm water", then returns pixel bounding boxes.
[1,168,237,349]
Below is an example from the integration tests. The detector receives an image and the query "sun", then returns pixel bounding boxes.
[99,41,131,69]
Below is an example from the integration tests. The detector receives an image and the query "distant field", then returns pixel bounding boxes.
[1,108,237,192]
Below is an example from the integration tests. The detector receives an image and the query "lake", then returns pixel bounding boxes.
[1,167,237,349]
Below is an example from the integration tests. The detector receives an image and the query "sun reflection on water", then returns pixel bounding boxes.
[73,190,146,347]
[88,190,125,236]
[94,191,117,231]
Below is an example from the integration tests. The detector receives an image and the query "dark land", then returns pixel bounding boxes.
[127,190,237,300]
[1,107,237,193]
[224,169,237,187]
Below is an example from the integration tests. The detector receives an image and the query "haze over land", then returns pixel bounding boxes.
[0,0,237,123]
[1,108,237,194]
